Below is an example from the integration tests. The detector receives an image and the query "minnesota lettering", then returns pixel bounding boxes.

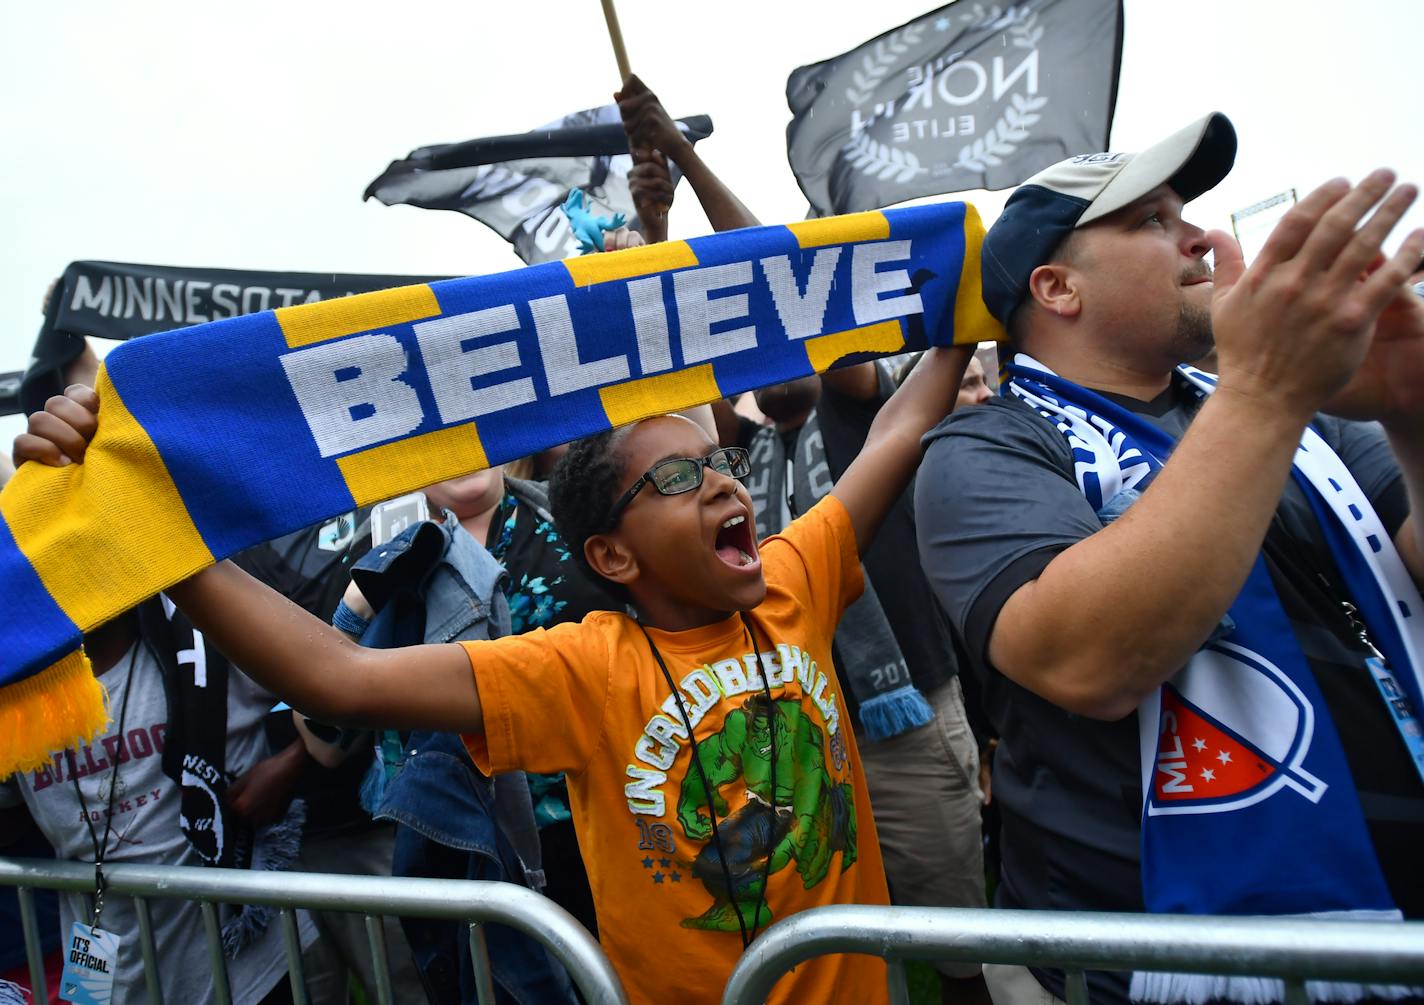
[70,272,328,325]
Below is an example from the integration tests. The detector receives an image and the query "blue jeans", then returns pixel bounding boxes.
[384,730,574,1005]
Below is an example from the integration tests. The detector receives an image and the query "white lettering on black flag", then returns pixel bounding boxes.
[786,0,1123,216]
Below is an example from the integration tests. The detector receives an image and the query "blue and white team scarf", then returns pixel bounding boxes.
[1007,353,1424,1003]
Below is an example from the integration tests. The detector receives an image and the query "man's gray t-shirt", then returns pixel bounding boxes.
[0,639,305,1005]
[915,382,1422,1002]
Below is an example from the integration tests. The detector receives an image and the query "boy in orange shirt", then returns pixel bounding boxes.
[18,344,972,1004]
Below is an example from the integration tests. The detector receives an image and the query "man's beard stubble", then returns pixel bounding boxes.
[1172,299,1216,366]
[1171,262,1216,366]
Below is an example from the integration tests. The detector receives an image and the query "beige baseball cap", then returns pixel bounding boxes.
[981,112,1237,323]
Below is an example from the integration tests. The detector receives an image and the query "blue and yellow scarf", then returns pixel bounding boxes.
[0,203,997,777]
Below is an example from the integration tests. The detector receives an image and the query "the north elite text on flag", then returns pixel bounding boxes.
[786,0,1124,217]
[365,105,713,265]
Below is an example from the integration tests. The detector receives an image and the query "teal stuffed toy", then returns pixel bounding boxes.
[560,189,627,254]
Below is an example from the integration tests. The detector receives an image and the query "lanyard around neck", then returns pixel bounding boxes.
[70,640,141,930]
[637,611,777,949]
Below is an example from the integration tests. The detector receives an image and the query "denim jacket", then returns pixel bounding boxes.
[350,514,576,1005]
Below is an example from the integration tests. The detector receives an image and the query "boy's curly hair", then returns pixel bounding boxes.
[548,428,630,586]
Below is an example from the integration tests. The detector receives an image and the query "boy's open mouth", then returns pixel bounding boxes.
[713,513,758,569]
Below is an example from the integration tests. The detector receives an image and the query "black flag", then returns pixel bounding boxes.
[0,371,22,417]
[12,261,453,417]
[786,0,1123,216]
[365,105,714,265]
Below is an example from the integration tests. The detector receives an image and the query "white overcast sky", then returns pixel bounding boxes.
[3,0,1422,450]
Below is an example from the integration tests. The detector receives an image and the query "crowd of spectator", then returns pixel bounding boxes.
[2,76,1423,1005]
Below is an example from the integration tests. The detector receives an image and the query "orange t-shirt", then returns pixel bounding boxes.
[462,496,889,1005]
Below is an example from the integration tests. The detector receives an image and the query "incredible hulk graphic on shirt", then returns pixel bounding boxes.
[677,694,857,930]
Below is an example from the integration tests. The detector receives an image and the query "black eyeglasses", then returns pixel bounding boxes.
[606,447,752,526]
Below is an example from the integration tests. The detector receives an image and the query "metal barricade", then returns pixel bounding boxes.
[720,904,1424,1005]
[0,856,628,1005]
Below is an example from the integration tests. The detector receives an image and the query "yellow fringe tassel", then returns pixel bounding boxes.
[0,650,109,779]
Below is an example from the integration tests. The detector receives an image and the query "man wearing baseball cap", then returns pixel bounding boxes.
[916,114,1424,1003]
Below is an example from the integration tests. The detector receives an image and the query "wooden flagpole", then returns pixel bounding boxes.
[599,0,632,84]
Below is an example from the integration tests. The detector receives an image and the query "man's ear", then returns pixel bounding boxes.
[585,533,639,587]
[1026,262,1082,319]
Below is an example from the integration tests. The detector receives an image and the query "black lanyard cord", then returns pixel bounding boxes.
[637,613,779,950]
[1263,513,1382,656]
[71,639,142,928]
[639,623,751,948]
[738,611,776,946]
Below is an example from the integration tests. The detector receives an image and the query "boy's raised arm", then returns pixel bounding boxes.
[13,386,486,737]
[166,562,483,733]
[829,345,973,552]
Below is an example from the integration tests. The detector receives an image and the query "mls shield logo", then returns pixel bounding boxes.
[1147,642,1328,817]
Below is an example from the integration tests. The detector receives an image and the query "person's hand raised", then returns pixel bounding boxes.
[1209,170,1424,423]
[1322,264,1424,431]
[601,228,646,252]
[628,150,675,244]
[227,743,305,827]
[616,74,689,164]
[13,383,99,467]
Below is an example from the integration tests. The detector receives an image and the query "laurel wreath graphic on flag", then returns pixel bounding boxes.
[838,6,1048,186]
[842,24,926,106]
[954,12,1047,173]
[958,3,1044,40]
[954,91,1048,172]
[842,131,928,183]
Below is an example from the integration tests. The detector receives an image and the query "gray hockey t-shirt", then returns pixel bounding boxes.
[0,639,307,1005]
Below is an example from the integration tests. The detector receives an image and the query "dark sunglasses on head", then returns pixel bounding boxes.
[607,447,752,526]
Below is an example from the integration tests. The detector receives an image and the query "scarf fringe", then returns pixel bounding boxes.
[220,799,306,958]
[1130,971,1423,1003]
[0,649,107,778]
[857,685,934,742]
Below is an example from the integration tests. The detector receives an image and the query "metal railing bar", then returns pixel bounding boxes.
[468,921,498,1005]
[719,905,1424,1005]
[885,958,909,1005]
[200,900,233,1005]
[364,914,394,1005]
[0,857,627,1005]
[17,886,47,1004]
[133,894,164,1005]
[1064,968,1089,1005]
[281,907,309,1005]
